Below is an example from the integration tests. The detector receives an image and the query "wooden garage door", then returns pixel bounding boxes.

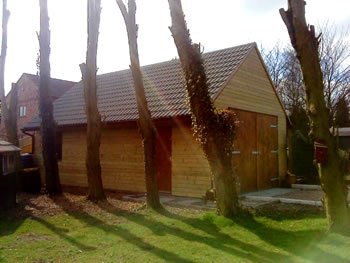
[232,110,257,192]
[232,109,278,192]
[257,114,279,190]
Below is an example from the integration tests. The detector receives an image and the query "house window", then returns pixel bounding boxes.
[2,155,9,175]
[19,106,26,117]
[1,154,15,175]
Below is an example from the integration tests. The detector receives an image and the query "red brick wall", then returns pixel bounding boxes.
[0,74,39,140]
[0,74,75,143]
[16,75,40,138]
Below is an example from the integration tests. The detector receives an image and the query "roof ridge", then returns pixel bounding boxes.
[200,42,256,56]
[96,42,256,78]
[23,72,76,84]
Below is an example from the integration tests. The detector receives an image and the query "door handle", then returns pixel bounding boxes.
[252,151,260,155]
[232,151,241,154]
[271,150,279,154]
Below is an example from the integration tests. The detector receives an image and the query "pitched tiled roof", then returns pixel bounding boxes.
[24,43,255,130]
[25,73,76,99]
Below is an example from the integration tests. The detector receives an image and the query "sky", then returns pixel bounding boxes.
[2,0,350,94]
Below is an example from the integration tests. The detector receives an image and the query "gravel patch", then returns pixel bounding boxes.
[1,190,144,219]
[1,188,206,220]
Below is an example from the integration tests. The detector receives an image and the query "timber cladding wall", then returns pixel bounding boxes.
[54,127,146,192]
[215,47,288,179]
[171,124,211,198]
[58,125,210,198]
[34,124,211,198]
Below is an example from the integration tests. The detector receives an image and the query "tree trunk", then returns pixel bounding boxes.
[0,2,21,186]
[280,0,350,233]
[117,0,160,208]
[0,2,17,145]
[80,0,105,202]
[8,84,21,184]
[0,0,10,132]
[39,0,61,195]
[5,84,18,146]
[168,0,239,217]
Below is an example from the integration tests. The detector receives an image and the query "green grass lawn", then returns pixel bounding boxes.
[1,197,350,263]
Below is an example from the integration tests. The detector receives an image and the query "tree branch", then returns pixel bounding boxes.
[116,0,129,24]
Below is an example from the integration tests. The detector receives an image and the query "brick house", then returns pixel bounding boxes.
[0,73,76,152]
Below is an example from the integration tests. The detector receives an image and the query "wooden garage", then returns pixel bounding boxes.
[23,42,290,197]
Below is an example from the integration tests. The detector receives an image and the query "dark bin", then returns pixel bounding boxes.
[21,153,35,169]
[21,168,41,194]
[0,172,16,210]
[20,154,41,194]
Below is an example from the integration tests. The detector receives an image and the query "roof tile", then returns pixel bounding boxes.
[24,43,254,129]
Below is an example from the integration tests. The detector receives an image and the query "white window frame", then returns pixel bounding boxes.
[2,155,9,175]
[19,106,26,117]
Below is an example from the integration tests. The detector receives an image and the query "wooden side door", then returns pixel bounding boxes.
[156,126,172,193]
[232,110,257,192]
[256,114,278,190]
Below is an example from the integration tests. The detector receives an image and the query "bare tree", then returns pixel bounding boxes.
[116,0,160,208]
[261,42,287,92]
[80,0,106,201]
[0,1,20,175]
[280,0,350,233]
[0,0,10,138]
[281,48,305,112]
[38,0,61,195]
[168,0,239,217]
[262,44,305,114]
[262,22,350,125]
[319,22,350,125]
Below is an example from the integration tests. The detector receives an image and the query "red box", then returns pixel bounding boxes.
[314,142,328,164]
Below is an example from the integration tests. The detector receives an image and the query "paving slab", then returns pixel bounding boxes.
[242,188,299,198]
[124,187,338,210]
[124,193,279,210]
[245,196,278,202]
[123,194,178,203]
[292,184,322,190]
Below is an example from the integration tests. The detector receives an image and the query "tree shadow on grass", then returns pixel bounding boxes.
[0,199,30,237]
[42,196,293,262]
[31,214,96,252]
[0,217,25,237]
[230,210,349,263]
[0,201,96,252]
[49,197,194,263]
[96,202,289,263]
[147,206,347,263]
[254,203,350,237]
